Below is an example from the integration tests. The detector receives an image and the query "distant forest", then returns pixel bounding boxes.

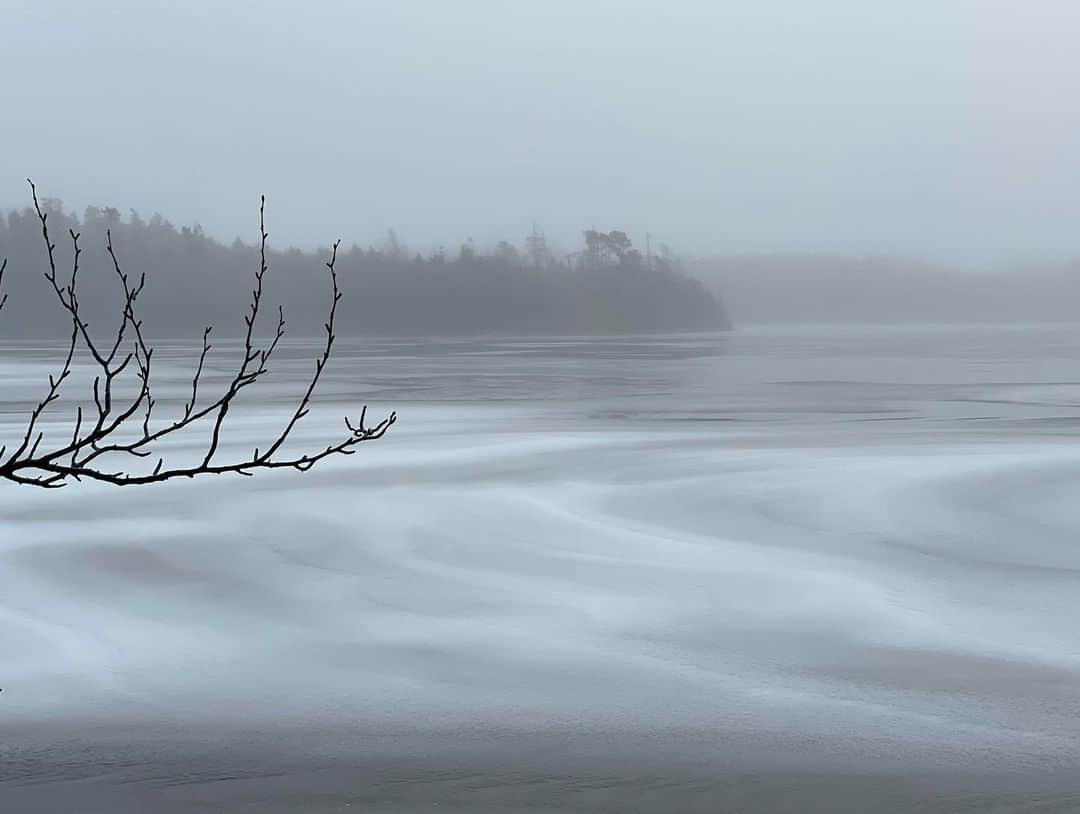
[0,200,728,339]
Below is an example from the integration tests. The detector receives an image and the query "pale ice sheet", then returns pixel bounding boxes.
[4,326,1080,774]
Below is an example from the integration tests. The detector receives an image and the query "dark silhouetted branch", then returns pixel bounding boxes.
[0,180,395,488]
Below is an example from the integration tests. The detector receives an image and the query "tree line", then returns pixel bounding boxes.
[0,199,729,340]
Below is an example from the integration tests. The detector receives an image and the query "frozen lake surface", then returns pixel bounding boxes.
[4,324,1080,811]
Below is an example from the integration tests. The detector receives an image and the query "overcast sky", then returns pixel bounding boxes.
[3,1,1079,263]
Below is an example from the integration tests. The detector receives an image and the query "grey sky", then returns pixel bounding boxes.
[3,1,1079,263]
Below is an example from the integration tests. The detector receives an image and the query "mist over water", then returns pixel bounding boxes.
[5,325,1080,790]
[11,2,1080,809]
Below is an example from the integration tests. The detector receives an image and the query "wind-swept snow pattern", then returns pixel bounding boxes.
[5,326,1080,811]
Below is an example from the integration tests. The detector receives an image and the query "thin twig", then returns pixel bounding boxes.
[0,181,395,487]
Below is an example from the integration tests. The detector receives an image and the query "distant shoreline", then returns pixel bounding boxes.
[1,206,729,338]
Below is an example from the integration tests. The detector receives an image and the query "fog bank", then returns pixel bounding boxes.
[692,255,1080,325]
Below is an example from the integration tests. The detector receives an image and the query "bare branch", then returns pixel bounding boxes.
[0,182,395,487]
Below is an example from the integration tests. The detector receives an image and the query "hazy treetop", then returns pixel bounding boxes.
[3,1,1078,264]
